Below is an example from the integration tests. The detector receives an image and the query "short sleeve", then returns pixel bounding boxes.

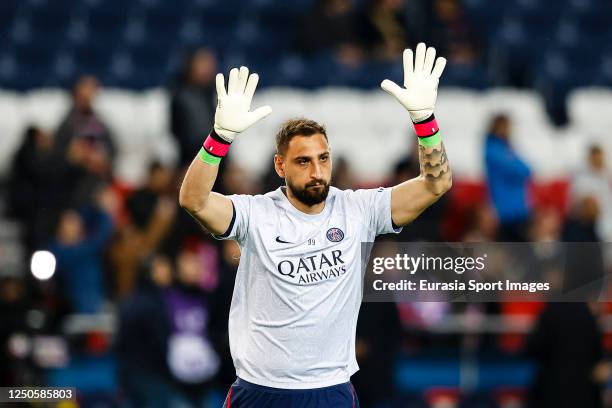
[349,187,402,237]
[212,194,252,245]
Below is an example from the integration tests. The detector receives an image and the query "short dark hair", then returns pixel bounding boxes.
[275,118,327,155]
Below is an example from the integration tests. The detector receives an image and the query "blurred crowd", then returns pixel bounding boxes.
[0,51,611,405]
[1,59,234,405]
[0,2,610,404]
[299,0,478,68]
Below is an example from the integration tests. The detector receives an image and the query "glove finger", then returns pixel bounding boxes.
[380,79,403,99]
[432,57,447,79]
[215,73,227,98]
[414,42,426,73]
[228,67,239,94]
[244,73,260,102]
[424,46,436,74]
[403,48,414,87]
[247,105,273,126]
[238,66,249,94]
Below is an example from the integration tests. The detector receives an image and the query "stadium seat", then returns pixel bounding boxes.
[143,6,184,38]
[0,91,27,178]
[532,48,600,125]
[567,88,612,139]
[490,15,560,87]
[596,51,612,86]
[463,0,509,37]
[564,0,612,37]
[0,84,606,184]
[435,89,487,180]
[0,50,19,89]
[105,51,166,90]
[247,0,315,16]
[443,62,490,90]
[86,6,133,46]
[22,89,70,131]
[137,89,178,165]
[68,44,116,83]
[26,2,81,47]
[8,44,59,90]
[0,1,24,41]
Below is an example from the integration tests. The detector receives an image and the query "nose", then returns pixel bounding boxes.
[311,162,322,180]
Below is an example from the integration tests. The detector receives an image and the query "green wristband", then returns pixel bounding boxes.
[417,132,442,148]
[198,147,222,165]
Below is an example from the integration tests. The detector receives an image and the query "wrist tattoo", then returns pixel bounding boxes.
[419,142,451,183]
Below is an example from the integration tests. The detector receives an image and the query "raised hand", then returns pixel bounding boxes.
[381,43,447,123]
[214,66,273,142]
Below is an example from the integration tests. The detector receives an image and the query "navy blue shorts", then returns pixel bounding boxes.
[222,377,360,408]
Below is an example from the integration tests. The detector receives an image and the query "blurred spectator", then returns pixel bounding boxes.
[54,75,115,162]
[212,240,240,387]
[167,247,220,400]
[261,158,285,194]
[360,0,410,61]
[352,301,401,408]
[528,207,562,242]
[427,0,478,60]
[0,278,30,386]
[484,114,532,241]
[47,188,115,314]
[7,126,57,252]
[117,249,222,408]
[525,302,604,408]
[562,196,605,300]
[21,106,115,222]
[219,160,260,195]
[170,48,218,167]
[461,204,499,242]
[560,196,606,306]
[60,134,114,210]
[392,148,448,241]
[446,41,478,67]
[110,162,177,298]
[117,254,181,408]
[125,162,175,229]
[571,145,612,241]
[331,156,357,190]
[300,0,366,66]
[562,195,600,242]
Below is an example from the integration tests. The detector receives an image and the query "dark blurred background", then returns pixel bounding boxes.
[0,0,612,407]
[0,0,610,122]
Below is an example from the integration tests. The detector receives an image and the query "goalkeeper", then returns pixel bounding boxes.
[179,43,451,407]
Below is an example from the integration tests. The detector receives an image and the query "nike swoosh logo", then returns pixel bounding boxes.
[276,236,291,244]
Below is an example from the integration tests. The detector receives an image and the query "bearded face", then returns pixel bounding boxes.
[274,133,333,208]
[287,177,330,206]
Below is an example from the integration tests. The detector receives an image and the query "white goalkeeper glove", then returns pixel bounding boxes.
[214,66,272,142]
[381,43,447,123]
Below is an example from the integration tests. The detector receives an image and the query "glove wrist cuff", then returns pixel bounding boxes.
[199,130,231,165]
[213,125,237,142]
[409,109,434,123]
[413,114,438,136]
[413,114,442,147]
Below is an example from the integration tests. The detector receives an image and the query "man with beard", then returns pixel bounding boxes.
[179,43,452,407]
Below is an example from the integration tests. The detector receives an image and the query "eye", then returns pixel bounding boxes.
[320,156,328,162]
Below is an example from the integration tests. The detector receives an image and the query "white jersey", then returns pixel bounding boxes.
[217,186,400,389]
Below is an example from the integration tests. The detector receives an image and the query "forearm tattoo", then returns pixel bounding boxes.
[419,142,452,185]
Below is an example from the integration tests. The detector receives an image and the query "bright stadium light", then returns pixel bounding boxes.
[30,251,56,281]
